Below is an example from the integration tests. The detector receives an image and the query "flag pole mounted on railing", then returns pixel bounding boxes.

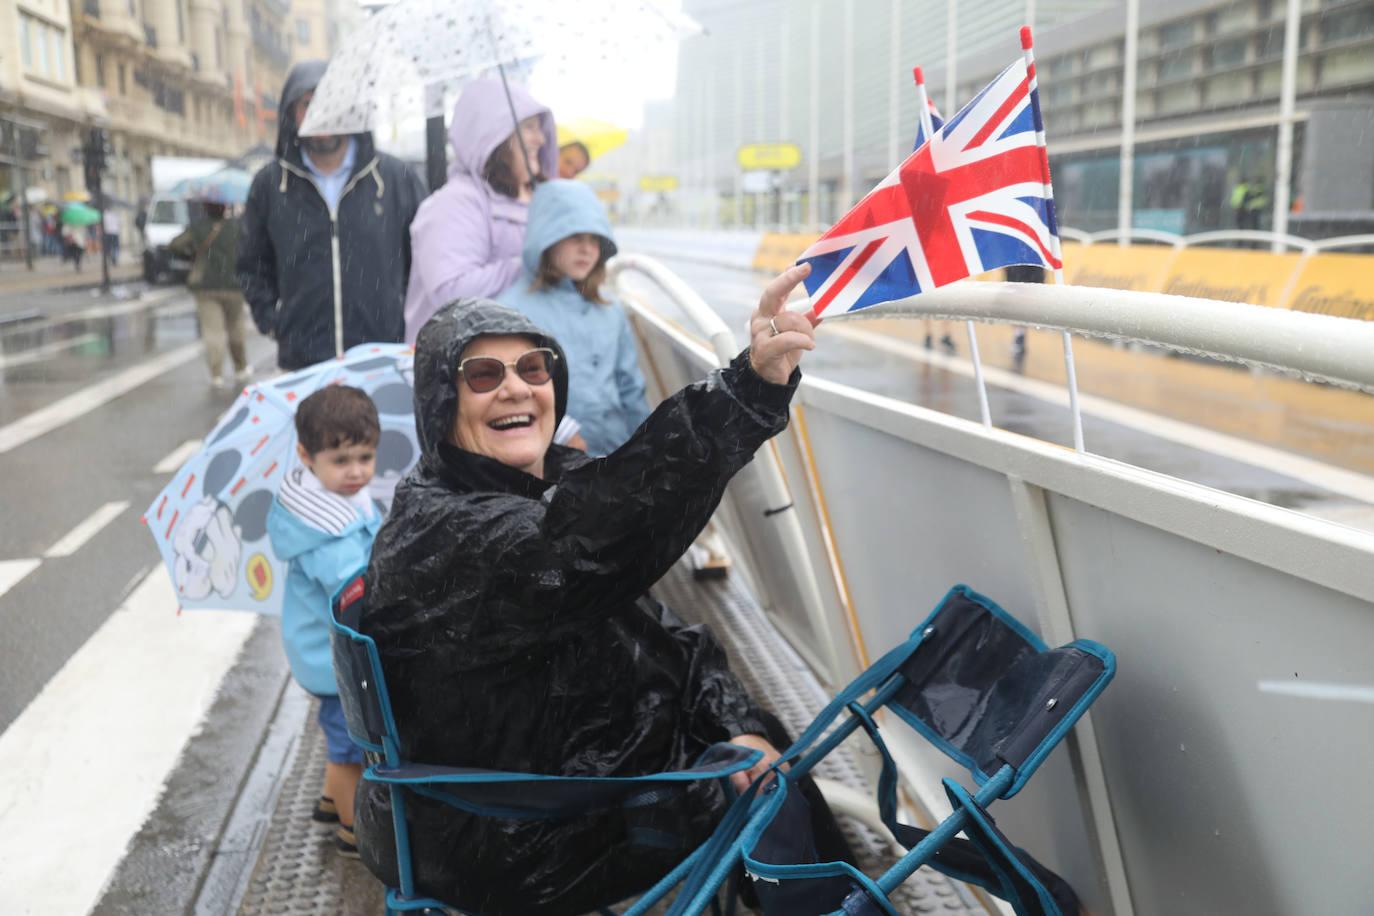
[1021,26,1086,453]
[914,66,993,430]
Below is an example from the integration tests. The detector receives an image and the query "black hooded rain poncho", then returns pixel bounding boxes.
[356,299,799,914]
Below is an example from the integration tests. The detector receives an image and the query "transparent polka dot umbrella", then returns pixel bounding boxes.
[298,0,701,139]
[143,344,420,615]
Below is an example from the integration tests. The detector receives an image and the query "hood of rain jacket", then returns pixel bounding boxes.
[356,298,797,915]
[275,59,328,159]
[237,61,427,371]
[498,180,647,456]
[401,81,557,343]
[519,178,618,274]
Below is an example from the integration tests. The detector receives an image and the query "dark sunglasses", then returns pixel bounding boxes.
[457,348,557,394]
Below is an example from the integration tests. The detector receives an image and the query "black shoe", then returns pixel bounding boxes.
[336,824,361,859]
[312,795,339,824]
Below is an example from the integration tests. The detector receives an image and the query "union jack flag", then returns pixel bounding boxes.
[913,96,944,151]
[800,57,1062,320]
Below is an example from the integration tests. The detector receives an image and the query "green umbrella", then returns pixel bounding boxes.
[60,203,101,227]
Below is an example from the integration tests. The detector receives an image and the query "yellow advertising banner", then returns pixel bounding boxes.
[1282,253,1374,321]
[753,232,820,272]
[738,143,803,171]
[1060,242,1179,292]
[638,175,679,192]
[1158,248,1304,308]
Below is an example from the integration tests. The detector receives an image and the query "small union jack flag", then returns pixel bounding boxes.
[913,96,944,151]
[800,56,1062,320]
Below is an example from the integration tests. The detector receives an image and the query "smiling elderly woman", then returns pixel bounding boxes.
[356,267,834,915]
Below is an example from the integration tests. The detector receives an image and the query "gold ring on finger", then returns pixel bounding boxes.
[769,317,780,337]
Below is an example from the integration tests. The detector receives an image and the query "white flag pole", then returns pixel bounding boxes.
[1021,26,1085,453]
[915,67,992,429]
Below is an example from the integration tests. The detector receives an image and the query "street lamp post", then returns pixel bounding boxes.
[808,0,820,229]
[84,126,112,294]
[1118,0,1139,246]
[1272,0,1301,249]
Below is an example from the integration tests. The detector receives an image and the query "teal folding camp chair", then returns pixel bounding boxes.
[327,572,760,916]
[626,584,1115,916]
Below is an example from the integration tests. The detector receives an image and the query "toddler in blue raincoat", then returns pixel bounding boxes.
[497,179,650,455]
[266,385,382,858]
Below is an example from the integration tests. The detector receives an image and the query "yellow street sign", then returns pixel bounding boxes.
[737,143,802,171]
[639,175,680,192]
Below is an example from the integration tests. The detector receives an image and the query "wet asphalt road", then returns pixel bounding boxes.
[0,284,276,734]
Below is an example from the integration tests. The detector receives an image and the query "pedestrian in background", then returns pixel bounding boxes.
[169,201,251,389]
[60,224,83,272]
[102,208,122,265]
[1003,263,1045,365]
[557,141,590,179]
[402,79,557,343]
[238,59,426,371]
[497,180,649,456]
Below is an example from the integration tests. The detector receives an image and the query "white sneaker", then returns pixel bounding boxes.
[210,376,226,391]
[234,367,254,385]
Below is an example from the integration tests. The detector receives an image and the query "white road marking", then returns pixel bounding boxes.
[36,288,186,325]
[1258,680,1374,704]
[0,568,255,916]
[826,324,1374,507]
[43,501,131,558]
[0,342,202,455]
[153,439,203,474]
[0,333,101,370]
[0,559,40,600]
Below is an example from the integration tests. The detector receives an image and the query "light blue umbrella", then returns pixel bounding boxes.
[174,167,254,205]
[144,343,420,614]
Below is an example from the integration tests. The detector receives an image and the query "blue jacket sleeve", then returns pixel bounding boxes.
[297,531,374,608]
[614,307,652,428]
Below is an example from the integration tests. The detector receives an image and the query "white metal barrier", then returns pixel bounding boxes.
[1066,225,1374,254]
[609,254,1374,916]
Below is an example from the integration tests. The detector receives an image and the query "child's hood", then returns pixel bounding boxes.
[521,179,619,275]
[268,466,377,560]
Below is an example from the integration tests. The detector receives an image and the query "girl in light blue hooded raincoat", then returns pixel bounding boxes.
[497,180,650,456]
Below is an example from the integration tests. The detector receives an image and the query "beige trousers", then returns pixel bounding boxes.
[195,290,249,379]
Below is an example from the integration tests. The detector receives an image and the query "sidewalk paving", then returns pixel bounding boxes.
[0,256,142,301]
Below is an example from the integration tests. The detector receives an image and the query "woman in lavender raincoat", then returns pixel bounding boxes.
[402,80,558,344]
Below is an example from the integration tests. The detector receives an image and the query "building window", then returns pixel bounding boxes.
[95,52,106,87]
[118,63,127,95]
[20,17,32,69]
[19,14,67,81]
[1159,51,1195,81]
[54,29,65,80]
[1159,19,1195,49]
[297,18,310,44]
[1211,37,1248,69]
[177,0,186,42]
[1320,7,1374,44]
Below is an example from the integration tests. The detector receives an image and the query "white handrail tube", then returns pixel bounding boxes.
[839,280,1374,393]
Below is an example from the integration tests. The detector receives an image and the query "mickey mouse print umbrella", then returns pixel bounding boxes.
[144,343,421,615]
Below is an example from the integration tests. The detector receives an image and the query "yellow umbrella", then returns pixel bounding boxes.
[63,189,92,203]
[556,119,628,162]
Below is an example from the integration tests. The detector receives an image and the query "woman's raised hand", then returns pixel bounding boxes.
[749,263,816,385]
